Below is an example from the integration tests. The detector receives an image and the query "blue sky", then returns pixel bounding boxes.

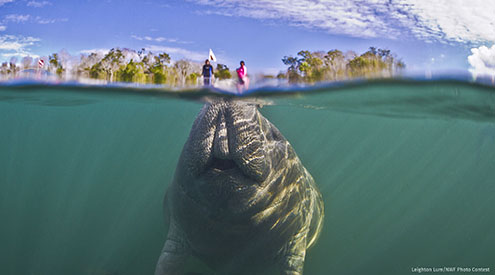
[1,0,495,75]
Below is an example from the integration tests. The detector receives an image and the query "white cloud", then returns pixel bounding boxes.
[0,0,14,7]
[131,34,190,44]
[468,45,495,78]
[393,0,495,43]
[190,0,495,44]
[34,16,67,24]
[27,1,51,7]
[0,26,6,31]
[192,0,394,38]
[146,45,206,61]
[4,14,31,23]
[37,19,56,24]
[2,52,39,58]
[0,35,39,51]
[79,48,110,55]
[0,35,40,59]
[3,14,68,25]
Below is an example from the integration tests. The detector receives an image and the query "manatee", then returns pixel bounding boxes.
[155,99,324,275]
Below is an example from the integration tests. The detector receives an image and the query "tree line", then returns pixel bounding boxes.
[281,47,405,83]
[0,48,233,85]
[0,46,405,85]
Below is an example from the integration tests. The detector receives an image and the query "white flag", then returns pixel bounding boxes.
[209,49,217,62]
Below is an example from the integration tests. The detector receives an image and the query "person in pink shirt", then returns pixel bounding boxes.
[236,60,249,93]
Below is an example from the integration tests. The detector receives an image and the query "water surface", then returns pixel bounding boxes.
[1,80,494,274]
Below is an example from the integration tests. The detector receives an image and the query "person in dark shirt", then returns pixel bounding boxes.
[202,59,214,86]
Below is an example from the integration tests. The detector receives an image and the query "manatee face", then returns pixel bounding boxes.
[175,99,290,215]
[156,99,324,275]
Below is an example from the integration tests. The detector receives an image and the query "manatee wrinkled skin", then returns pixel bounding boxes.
[155,99,324,275]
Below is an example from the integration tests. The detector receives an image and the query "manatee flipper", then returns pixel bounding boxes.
[154,221,191,275]
[278,233,308,275]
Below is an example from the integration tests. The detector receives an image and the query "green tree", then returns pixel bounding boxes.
[78,53,100,79]
[282,51,325,83]
[323,50,346,80]
[347,47,404,78]
[281,55,302,83]
[0,62,9,77]
[89,62,105,79]
[214,64,232,80]
[186,72,199,85]
[149,52,171,84]
[283,47,405,83]
[174,60,195,86]
[156,53,171,65]
[116,59,143,82]
[101,48,125,81]
[49,53,64,77]
[8,57,19,77]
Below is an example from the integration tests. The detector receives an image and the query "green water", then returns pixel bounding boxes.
[1,81,494,275]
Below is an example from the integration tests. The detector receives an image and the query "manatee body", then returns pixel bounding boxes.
[155,99,324,275]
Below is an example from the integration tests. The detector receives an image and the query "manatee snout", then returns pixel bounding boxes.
[211,108,230,159]
[185,100,270,182]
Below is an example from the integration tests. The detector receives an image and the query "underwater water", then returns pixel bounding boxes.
[0,80,494,275]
